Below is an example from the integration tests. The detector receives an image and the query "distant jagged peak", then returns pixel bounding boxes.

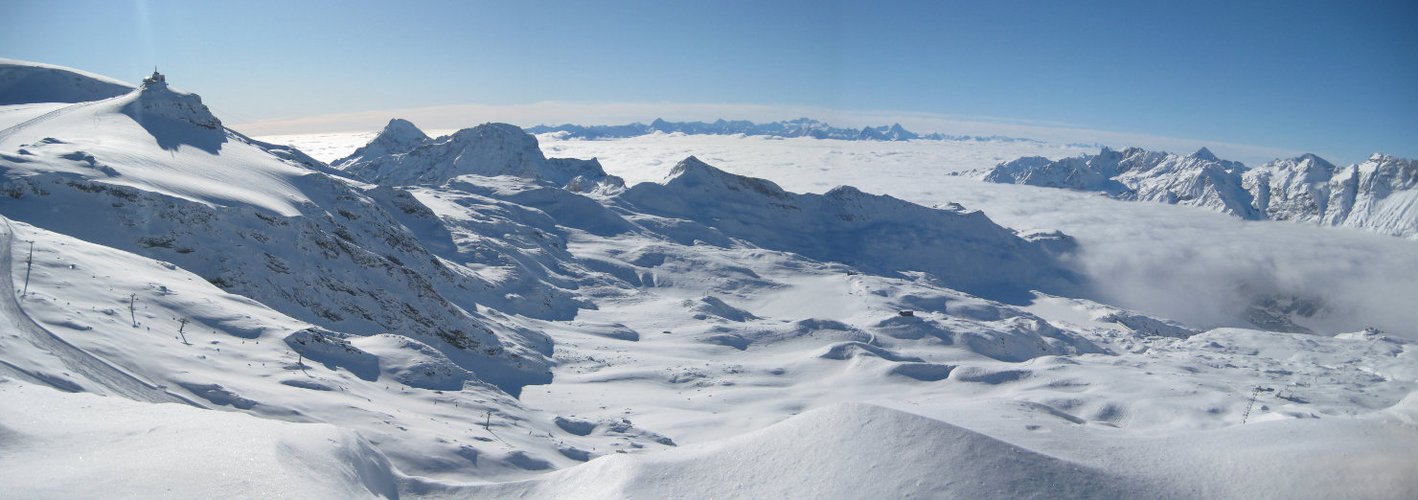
[527,117,1034,143]
[1262,153,1337,173]
[1360,152,1416,170]
[1297,152,1330,164]
[1354,153,1417,185]
[1191,146,1219,161]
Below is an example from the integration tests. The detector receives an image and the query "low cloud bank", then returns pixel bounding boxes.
[959,183,1418,336]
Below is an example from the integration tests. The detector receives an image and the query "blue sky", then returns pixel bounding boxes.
[2,0,1415,163]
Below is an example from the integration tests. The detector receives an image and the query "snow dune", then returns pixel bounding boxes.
[455,403,1128,499]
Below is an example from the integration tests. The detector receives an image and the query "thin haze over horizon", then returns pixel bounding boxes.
[2,0,1415,164]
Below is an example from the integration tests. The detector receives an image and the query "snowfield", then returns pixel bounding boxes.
[2,59,1417,498]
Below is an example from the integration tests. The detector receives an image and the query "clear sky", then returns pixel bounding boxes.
[2,0,1415,163]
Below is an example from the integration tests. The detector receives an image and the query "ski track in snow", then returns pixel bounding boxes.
[0,216,194,404]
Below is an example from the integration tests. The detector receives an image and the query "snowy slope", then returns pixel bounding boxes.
[0,379,401,499]
[0,76,557,396]
[0,217,649,482]
[0,57,134,105]
[5,61,1418,498]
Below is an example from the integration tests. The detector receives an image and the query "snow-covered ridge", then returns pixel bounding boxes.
[331,118,428,169]
[335,120,624,192]
[0,73,559,397]
[618,156,1080,302]
[984,147,1418,238]
[527,117,1048,143]
[0,57,134,105]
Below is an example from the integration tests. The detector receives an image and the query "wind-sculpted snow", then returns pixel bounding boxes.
[460,403,1130,499]
[618,156,1080,303]
[0,58,134,105]
[986,147,1418,238]
[0,381,402,499]
[336,121,624,192]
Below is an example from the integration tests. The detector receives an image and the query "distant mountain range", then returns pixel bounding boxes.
[526,117,1057,144]
[982,147,1418,239]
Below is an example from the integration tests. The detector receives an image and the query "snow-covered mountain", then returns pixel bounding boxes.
[0,71,557,395]
[336,120,624,192]
[330,118,428,169]
[617,156,1080,302]
[984,147,1418,238]
[4,60,1417,498]
[1246,153,1418,238]
[527,117,1040,143]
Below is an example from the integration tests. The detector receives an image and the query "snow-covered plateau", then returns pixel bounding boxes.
[2,58,1416,499]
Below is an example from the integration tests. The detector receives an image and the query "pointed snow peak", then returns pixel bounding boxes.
[373,118,428,145]
[382,118,423,135]
[1294,153,1336,172]
[666,155,715,179]
[1191,147,1219,161]
[331,118,428,167]
[661,155,788,198]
